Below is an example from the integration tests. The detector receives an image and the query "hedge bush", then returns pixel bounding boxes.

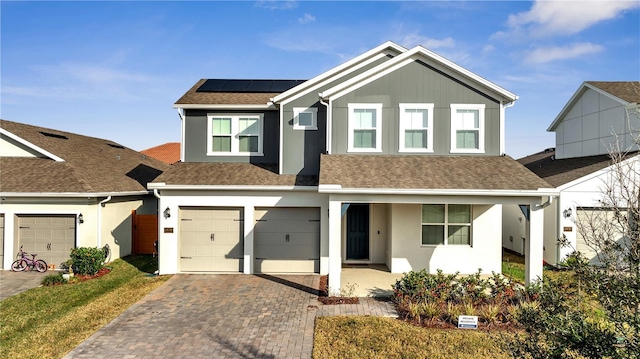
[41,272,66,286]
[70,247,104,275]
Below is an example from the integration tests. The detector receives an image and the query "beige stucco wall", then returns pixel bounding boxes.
[502,204,527,255]
[389,203,502,275]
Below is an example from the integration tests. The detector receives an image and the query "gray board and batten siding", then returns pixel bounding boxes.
[279,53,398,175]
[331,60,502,156]
[183,110,279,163]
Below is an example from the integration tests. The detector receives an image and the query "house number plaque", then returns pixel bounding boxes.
[164,227,174,233]
[563,227,572,232]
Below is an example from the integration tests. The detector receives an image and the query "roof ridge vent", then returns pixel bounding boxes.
[39,131,68,140]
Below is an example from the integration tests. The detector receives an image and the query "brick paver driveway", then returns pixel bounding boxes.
[63,274,320,359]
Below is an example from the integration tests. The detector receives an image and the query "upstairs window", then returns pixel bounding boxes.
[450,104,485,153]
[399,103,434,152]
[348,103,382,152]
[293,107,318,130]
[207,114,263,156]
[421,204,472,246]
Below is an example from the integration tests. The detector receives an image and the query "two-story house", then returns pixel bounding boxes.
[506,81,640,266]
[149,42,554,292]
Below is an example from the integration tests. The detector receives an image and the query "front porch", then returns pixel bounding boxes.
[340,264,404,297]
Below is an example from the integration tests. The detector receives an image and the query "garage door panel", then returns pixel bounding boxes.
[18,215,75,267]
[0,215,4,266]
[254,208,320,273]
[179,207,243,272]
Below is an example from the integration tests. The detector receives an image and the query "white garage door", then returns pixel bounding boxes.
[180,207,243,272]
[18,215,76,267]
[576,208,624,265]
[0,214,4,267]
[254,207,320,273]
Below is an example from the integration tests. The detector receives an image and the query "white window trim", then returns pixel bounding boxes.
[421,204,472,247]
[399,103,434,153]
[206,113,264,156]
[450,104,485,154]
[347,103,383,153]
[293,107,318,130]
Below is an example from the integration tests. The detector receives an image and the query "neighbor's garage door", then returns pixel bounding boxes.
[576,208,623,265]
[254,207,320,273]
[0,214,4,267]
[179,208,243,272]
[18,215,76,267]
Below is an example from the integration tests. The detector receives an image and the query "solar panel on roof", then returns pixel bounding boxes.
[196,79,307,93]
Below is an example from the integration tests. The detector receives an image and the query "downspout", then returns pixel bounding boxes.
[320,95,331,154]
[177,108,186,162]
[97,196,112,248]
[534,195,553,210]
[555,195,561,265]
[501,101,516,156]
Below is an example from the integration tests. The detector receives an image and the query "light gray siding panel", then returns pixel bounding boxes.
[331,60,501,155]
[183,110,279,163]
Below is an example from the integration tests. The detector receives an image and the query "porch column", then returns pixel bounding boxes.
[243,204,254,274]
[328,199,342,292]
[525,204,544,285]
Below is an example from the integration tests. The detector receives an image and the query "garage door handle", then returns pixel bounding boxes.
[181,256,192,259]
[211,233,215,241]
[286,234,290,242]
[47,243,51,251]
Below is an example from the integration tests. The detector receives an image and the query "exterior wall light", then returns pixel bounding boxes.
[164,207,171,219]
[563,208,572,218]
[78,213,84,224]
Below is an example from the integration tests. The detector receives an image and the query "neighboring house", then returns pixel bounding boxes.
[504,81,640,265]
[150,41,555,290]
[0,119,169,269]
[141,142,180,164]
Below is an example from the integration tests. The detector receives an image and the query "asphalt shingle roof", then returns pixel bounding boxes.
[319,154,552,190]
[587,81,640,104]
[517,148,637,188]
[175,79,285,106]
[0,119,169,193]
[152,162,318,187]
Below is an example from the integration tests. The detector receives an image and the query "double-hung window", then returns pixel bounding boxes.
[207,114,263,155]
[348,103,382,152]
[450,104,485,153]
[293,107,318,130]
[421,204,472,246]
[399,103,434,152]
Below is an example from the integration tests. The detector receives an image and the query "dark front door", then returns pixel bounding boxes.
[347,204,369,260]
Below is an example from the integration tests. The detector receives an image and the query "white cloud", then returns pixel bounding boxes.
[507,0,639,37]
[255,0,297,10]
[524,42,604,64]
[398,34,455,49]
[482,44,495,55]
[298,13,316,24]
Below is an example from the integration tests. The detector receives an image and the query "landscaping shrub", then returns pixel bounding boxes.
[41,272,66,286]
[70,247,104,276]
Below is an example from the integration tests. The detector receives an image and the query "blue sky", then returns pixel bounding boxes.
[1,0,638,159]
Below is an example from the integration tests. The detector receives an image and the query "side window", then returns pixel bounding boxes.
[347,103,382,152]
[421,204,472,246]
[207,114,263,156]
[399,103,434,152]
[293,107,318,130]
[450,104,485,153]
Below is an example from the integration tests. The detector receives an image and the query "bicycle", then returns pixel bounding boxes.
[11,245,48,272]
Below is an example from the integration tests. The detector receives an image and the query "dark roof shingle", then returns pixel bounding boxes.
[319,154,552,190]
[587,81,640,104]
[0,119,169,193]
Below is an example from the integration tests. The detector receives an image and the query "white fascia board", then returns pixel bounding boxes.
[146,183,319,192]
[272,41,407,104]
[318,185,558,197]
[320,46,517,103]
[0,191,150,198]
[173,103,276,110]
[0,128,65,162]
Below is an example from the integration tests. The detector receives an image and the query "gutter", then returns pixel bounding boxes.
[317,186,559,197]
[147,183,319,192]
[0,191,150,198]
[172,104,276,110]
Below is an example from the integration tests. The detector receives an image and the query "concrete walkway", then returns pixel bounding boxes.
[62,274,397,359]
[0,270,50,301]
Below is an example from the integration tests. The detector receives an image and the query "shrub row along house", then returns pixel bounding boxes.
[0,120,168,268]
[149,41,554,291]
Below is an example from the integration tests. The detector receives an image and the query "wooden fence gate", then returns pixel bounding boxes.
[132,210,158,255]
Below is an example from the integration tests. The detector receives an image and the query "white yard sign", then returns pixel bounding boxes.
[458,315,478,329]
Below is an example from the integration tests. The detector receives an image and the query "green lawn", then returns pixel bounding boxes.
[0,255,170,359]
[314,316,510,359]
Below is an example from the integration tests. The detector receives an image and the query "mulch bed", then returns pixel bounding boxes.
[73,267,111,282]
[317,275,359,305]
